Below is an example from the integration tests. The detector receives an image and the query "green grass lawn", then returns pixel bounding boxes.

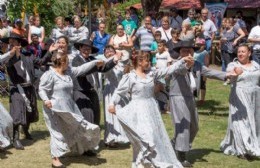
[0,78,260,168]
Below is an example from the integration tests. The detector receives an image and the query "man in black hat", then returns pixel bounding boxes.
[168,41,237,167]
[0,33,53,150]
[72,39,120,127]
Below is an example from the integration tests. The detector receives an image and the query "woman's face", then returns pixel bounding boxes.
[104,48,116,58]
[162,20,169,30]
[226,21,232,29]
[74,19,81,28]
[34,18,40,26]
[116,25,124,36]
[237,46,251,64]
[57,38,68,53]
[172,32,180,40]
[56,19,63,29]
[139,57,150,70]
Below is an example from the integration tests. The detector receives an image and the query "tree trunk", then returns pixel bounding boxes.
[141,0,162,16]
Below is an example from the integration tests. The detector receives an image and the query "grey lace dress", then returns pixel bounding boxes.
[220,60,260,156]
[0,103,13,149]
[39,61,100,158]
[103,62,129,145]
[111,59,187,168]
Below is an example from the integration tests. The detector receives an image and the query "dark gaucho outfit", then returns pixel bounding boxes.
[72,55,116,125]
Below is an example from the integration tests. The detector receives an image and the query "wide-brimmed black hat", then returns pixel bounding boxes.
[0,33,28,47]
[173,40,200,53]
[74,39,99,54]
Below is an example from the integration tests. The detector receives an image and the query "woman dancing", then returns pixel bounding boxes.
[39,52,103,167]
[220,44,260,160]
[109,50,194,168]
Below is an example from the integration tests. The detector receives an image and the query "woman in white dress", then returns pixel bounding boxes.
[38,52,104,168]
[220,44,260,160]
[109,50,194,168]
[28,15,45,45]
[103,45,129,147]
[50,16,68,42]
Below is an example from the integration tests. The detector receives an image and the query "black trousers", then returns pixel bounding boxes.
[9,85,39,126]
[73,89,100,125]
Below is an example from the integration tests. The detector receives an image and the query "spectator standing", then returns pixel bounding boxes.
[50,16,68,42]
[68,16,89,54]
[0,19,8,38]
[28,16,45,46]
[166,28,181,59]
[121,10,137,37]
[132,16,155,51]
[248,22,260,64]
[90,22,111,58]
[169,8,183,31]
[150,31,162,66]
[220,18,245,71]
[11,19,26,37]
[201,8,217,52]
[157,16,172,43]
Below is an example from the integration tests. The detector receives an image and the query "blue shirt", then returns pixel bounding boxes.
[193,50,208,66]
[93,31,110,54]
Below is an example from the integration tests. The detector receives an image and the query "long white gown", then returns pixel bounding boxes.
[38,61,100,158]
[220,60,260,156]
[0,103,13,149]
[111,59,187,168]
[103,61,129,144]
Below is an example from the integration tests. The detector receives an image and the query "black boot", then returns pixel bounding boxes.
[23,124,33,140]
[177,151,192,167]
[13,125,24,150]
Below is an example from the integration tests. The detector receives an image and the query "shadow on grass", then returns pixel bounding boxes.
[21,130,49,147]
[61,155,107,167]
[188,148,222,163]
[0,149,13,159]
[197,100,229,117]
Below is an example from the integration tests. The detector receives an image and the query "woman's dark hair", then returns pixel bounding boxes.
[51,52,68,68]
[104,45,116,58]
[171,28,180,35]
[131,50,150,68]
[57,35,69,44]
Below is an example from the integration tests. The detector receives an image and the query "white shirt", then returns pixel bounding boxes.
[248,25,260,50]
[155,51,172,68]
[157,27,172,42]
[202,19,217,39]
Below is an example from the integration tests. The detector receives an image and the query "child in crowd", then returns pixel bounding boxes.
[150,31,161,67]
[155,40,173,68]
[193,38,209,105]
[155,40,173,114]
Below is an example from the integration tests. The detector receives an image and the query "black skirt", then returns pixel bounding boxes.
[9,85,39,125]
